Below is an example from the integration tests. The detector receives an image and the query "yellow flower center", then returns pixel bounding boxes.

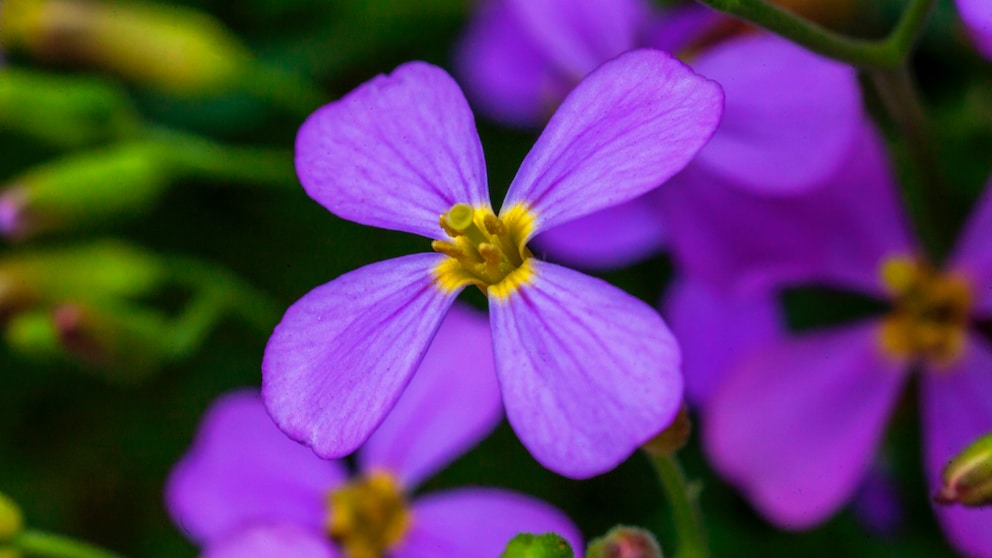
[327,471,410,558]
[878,257,972,367]
[432,203,536,299]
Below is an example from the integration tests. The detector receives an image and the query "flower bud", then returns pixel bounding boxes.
[0,69,140,148]
[0,143,170,240]
[935,433,992,508]
[586,526,663,558]
[641,405,692,457]
[52,303,169,380]
[0,492,23,543]
[500,533,573,558]
[0,0,251,95]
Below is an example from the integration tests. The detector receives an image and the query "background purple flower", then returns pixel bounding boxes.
[462,0,862,270]
[265,51,723,478]
[956,0,992,59]
[169,305,583,558]
[685,123,992,555]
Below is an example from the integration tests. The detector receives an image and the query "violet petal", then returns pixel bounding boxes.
[359,304,502,490]
[704,321,908,528]
[262,254,458,459]
[503,49,723,237]
[295,62,489,239]
[488,259,682,478]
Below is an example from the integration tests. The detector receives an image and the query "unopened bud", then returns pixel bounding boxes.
[0,492,23,543]
[501,533,573,558]
[0,69,140,147]
[0,143,169,240]
[935,433,992,508]
[53,303,168,381]
[642,405,692,457]
[0,0,251,95]
[586,526,662,558]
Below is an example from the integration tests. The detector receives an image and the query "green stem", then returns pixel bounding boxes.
[693,0,936,68]
[869,64,949,261]
[147,128,296,188]
[650,453,708,558]
[10,530,124,558]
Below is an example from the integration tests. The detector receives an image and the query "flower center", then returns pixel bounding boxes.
[327,471,410,558]
[878,257,972,367]
[431,203,536,298]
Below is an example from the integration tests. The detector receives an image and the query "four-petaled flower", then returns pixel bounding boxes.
[168,306,582,558]
[682,121,992,558]
[263,50,723,478]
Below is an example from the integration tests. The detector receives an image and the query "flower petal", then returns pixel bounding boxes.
[165,391,346,544]
[489,260,682,478]
[394,488,582,558]
[690,33,861,193]
[641,2,725,54]
[504,0,649,77]
[358,304,502,490]
[663,275,785,408]
[502,49,723,236]
[295,62,489,239]
[957,0,992,59]
[948,178,992,316]
[921,334,992,558]
[202,524,338,558]
[661,122,916,296]
[532,192,666,270]
[455,0,571,128]
[262,253,458,459]
[704,322,908,528]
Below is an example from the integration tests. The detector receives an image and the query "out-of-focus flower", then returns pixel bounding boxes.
[265,52,723,478]
[956,0,992,59]
[169,306,583,558]
[690,122,992,556]
[456,0,860,269]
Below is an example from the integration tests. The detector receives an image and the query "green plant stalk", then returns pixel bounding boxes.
[693,0,936,69]
[147,128,297,188]
[650,454,709,558]
[11,530,124,558]
[870,64,949,262]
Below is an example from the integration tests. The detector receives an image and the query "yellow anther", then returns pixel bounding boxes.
[878,256,972,367]
[430,240,464,260]
[483,213,507,236]
[432,203,536,297]
[328,471,410,558]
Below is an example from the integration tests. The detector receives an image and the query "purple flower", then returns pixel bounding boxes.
[456,0,860,269]
[685,123,992,556]
[957,0,992,59]
[263,51,723,478]
[168,306,583,558]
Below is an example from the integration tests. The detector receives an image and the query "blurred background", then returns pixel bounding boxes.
[0,0,989,556]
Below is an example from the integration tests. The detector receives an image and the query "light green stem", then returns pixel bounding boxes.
[693,0,936,68]
[650,454,708,558]
[10,530,124,558]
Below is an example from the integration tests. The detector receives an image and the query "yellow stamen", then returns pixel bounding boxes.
[327,471,410,558]
[432,203,536,297]
[877,256,972,368]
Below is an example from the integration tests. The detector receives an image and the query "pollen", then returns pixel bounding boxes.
[878,257,972,368]
[432,202,535,297]
[327,471,410,558]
